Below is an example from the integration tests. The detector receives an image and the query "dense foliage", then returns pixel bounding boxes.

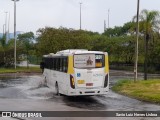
[36,27,96,55]
[0,32,35,67]
[0,36,23,67]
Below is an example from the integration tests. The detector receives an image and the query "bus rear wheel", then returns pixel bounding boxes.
[55,82,59,96]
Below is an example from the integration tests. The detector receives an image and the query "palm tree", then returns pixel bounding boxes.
[133,9,160,80]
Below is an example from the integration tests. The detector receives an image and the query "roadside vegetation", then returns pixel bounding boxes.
[112,80,160,104]
[0,67,41,74]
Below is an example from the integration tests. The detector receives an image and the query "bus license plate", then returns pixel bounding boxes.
[86,83,93,86]
[77,80,85,84]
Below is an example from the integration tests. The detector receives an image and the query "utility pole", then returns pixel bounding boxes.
[108,9,110,29]
[3,24,5,37]
[134,0,140,82]
[104,20,106,32]
[12,0,19,69]
[80,2,82,30]
[7,12,10,42]
[5,12,8,44]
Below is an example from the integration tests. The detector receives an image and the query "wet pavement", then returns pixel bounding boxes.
[0,70,160,120]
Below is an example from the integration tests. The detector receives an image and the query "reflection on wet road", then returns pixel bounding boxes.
[0,70,160,120]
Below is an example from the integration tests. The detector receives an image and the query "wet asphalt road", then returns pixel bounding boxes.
[0,70,160,120]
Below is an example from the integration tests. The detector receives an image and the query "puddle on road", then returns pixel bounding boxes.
[62,96,107,110]
[0,78,26,88]
[0,74,108,110]
[0,75,54,99]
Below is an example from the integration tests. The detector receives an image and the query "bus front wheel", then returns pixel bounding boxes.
[55,82,59,96]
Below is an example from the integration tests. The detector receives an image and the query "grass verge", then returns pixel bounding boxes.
[112,79,160,104]
[0,67,41,74]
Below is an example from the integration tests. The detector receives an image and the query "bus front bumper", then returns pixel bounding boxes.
[67,88,109,96]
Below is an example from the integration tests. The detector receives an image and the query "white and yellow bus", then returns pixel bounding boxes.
[40,49,109,96]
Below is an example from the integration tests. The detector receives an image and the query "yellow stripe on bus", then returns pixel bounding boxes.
[67,56,74,74]
[105,55,109,73]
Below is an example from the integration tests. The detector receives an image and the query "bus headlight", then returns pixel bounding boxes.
[70,75,75,89]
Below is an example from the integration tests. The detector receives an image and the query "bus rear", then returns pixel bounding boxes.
[68,52,109,96]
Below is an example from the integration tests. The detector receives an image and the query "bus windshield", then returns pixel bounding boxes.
[74,54,104,68]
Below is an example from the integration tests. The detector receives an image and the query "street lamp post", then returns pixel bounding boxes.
[80,2,82,30]
[134,0,140,82]
[11,0,19,69]
[8,12,10,41]
[108,9,110,29]
[3,24,5,37]
[5,12,8,44]
[104,20,106,32]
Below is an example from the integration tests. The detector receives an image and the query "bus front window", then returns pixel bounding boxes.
[74,54,104,68]
[95,55,104,68]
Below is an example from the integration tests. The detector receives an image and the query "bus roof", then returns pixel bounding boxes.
[56,49,88,54]
[43,49,107,57]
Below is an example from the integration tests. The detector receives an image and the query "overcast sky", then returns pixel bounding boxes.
[0,0,160,34]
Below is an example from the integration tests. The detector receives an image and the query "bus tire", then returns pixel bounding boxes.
[55,82,60,96]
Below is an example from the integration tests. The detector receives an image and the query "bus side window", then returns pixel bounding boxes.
[45,58,48,69]
[55,58,58,70]
[63,58,68,73]
[60,58,63,72]
[52,58,54,70]
[49,58,53,69]
[47,58,50,69]
[53,58,56,70]
[56,58,60,71]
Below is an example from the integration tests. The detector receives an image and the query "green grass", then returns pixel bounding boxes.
[0,67,41,73]
[112,79,160,104]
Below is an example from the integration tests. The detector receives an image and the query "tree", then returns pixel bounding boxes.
[0,36,23,67]
[103,22,135,37]
[36,27,94,56]
[122,22,136,35]
[133,9,160,80]
[103,27,123,37]
[17,32,34,68]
